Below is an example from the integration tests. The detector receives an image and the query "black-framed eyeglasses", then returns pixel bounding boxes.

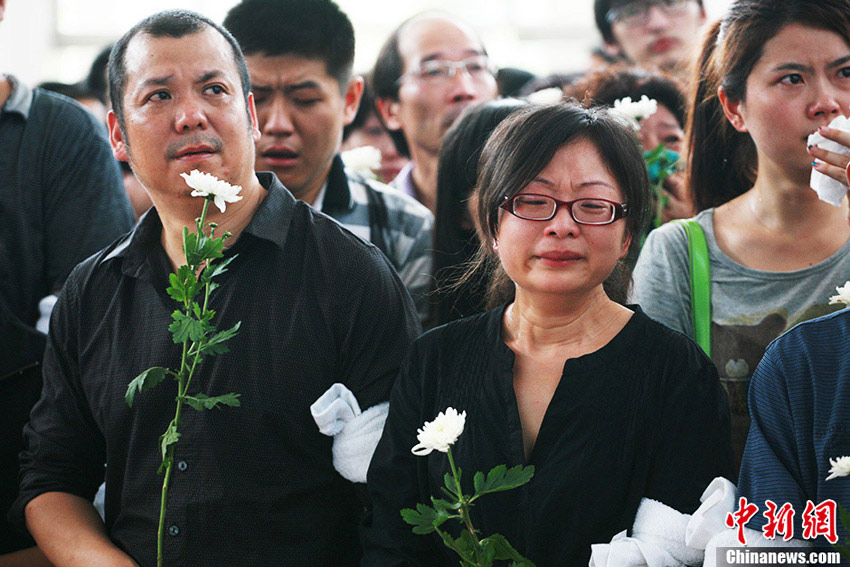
[606,0,695,27]
[500,194,629,225]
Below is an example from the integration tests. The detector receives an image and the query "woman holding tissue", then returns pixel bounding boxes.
[362,104,734,567]
[632,0,850,469]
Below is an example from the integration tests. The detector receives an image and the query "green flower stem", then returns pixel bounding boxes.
[446,447,483,564]
[155,197,213,567]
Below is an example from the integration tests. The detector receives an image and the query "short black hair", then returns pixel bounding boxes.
[108,9,251,135]
[594,0,705,44]
[223,0,355,88]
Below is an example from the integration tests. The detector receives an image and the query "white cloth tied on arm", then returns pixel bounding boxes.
[809,115,850,207]
[589,477,811,567]
[310,383,388,483]
[589,498,701,567]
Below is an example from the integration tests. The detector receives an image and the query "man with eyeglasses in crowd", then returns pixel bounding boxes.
[373,13,498,214]
[594,0,706,78]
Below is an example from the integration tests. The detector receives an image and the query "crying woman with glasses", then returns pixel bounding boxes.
[362,104,735,567]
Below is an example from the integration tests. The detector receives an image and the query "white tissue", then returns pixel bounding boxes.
[808,115,850,207]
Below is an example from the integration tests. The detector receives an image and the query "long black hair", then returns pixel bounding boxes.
[430,99,527,326]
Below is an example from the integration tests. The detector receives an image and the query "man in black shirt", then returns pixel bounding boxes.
[11,10,420,567]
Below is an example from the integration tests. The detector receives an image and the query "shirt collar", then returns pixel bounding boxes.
[102,171,294,275]
[392,161,418,200]
[320,154,353,212]
[2,75,33,118]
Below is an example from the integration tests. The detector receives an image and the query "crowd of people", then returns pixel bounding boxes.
[2,0,850,565]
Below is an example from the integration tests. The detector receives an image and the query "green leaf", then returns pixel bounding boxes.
[444,472,459,498]
[430,497,461,513]
[400,503,438,534]
[434,527,462,556]
[200,255,236,286]
[166,265,199,304]
[197,234,225,263]
[183,392,241,411]
[454,530,477,558]
[169,310,207,344]
[473,464,535,498]
[159,422,181,461]
[157,454,172,475]
[199,321,241,355]
[125,367,168,407]
[183,230,200,267]
[480,534,535,565]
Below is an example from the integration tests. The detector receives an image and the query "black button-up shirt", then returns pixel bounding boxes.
[11,173,421,566]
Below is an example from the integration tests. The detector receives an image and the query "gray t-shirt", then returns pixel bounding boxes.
[631,209,850,462]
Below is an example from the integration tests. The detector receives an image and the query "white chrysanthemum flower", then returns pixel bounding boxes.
[611,95,659,130]
[341,146,382,179]
[526,87,564,106]
[411,407,466,456]
[826,455,850,481]
[829,281,850,306]
[180,170,243,213]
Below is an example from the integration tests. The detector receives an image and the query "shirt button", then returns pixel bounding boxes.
[168,525,179,536]
[177,460,188,472]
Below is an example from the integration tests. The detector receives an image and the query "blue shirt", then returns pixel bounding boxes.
[739,308,850,545]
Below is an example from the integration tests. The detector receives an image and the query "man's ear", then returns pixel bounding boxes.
[247,92,261,142]
[107,110,130,162]
[342,76,364,126]
[375,96,402,131]
[718,86,748,133]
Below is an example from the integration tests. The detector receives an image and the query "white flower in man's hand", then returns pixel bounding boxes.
[829,281,850,306]
[180,170,243,213]
[411,407,466,456]
[826,455,850,480]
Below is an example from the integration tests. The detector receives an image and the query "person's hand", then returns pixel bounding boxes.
[808,125,850,187]
[660,173,695,223]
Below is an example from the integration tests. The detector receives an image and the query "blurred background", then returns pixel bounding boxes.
[1,0,732,86]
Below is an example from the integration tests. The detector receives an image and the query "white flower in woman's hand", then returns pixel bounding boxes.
[180,170,243,213]
[411,407,466,456]
[828,281,850,305]
[826,455,850,480]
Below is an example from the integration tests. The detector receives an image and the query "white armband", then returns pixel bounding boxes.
[310,383,388,483]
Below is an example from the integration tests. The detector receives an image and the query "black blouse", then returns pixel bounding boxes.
[362,306,735,566]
